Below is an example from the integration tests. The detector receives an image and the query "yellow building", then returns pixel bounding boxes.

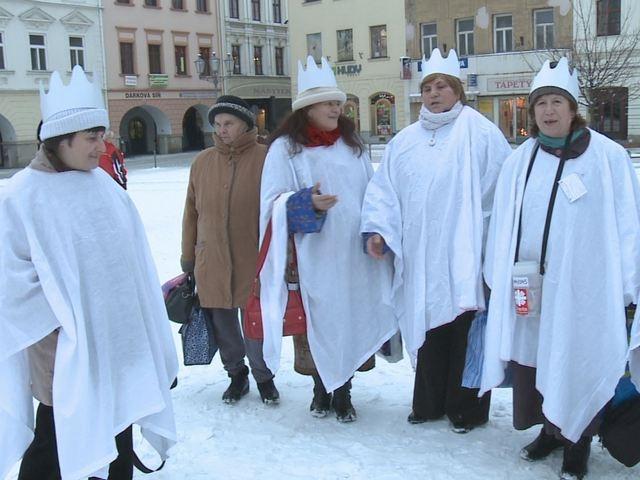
[288,0,408,141]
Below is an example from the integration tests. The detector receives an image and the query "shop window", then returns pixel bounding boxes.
[344,95,360,132]
[498,96,528,142]
[421,23,437,57]
[534,9,554,49]
[370,25,387,58]
[456,18,474,56]
[592,87,627,139]
[597,0,620,36]
[370,92,395,136]
[494,14,513,53]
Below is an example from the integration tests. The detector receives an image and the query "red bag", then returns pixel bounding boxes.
[243,220,307,340]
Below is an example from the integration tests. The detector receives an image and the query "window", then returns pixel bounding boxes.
[69,36,85,69]
[144,0,158,6]
[306,33,322,63]
[196,0,208,13]
[30,34,46,70]
[199,47,211,76]
[456,18,474,56]
[0,33,5,70]
[231,44,241,74]
[337,29,353,62]
[120,42,134,74]
[370,25,387,58]
[421,23,437,57]
[175,45,187,75]
[171,0,184,9]
[254,45,263,75]
[275,46,284,75]
[494,14,513,53]
[252,0,261,21]
[273,0,282,23]
[597,0,621,36]
[116,0,131,4]
[592,87,627,139]
[229,0,239,18]
[148,44,162,73]
[533,9,554,49]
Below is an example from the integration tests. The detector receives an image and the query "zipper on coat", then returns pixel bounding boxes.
[226,154,237,306]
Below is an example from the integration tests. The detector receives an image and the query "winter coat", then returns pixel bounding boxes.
[181,128,266,308]
[98,141,127,189]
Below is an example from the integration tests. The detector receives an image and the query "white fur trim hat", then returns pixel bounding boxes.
[292,56,346,111]
[39,65,109,141]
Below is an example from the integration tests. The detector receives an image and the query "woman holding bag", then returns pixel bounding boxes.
[258,56,397,422]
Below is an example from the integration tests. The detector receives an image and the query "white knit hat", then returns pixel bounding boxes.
[292,56,346,111]
[39,65,109,140]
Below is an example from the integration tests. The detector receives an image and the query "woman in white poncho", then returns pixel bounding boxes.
[360,49,511,433]
[481,58,640,479]
[258,56,397,422]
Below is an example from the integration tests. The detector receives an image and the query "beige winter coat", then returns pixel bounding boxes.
[181,128,266,308]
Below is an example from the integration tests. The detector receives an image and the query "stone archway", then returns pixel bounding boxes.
[119,105,172,156]
[182,104,211,151]
[0,114,17,168]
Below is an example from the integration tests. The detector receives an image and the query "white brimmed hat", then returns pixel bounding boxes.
[39,65,109,140]
[292,56,346,111]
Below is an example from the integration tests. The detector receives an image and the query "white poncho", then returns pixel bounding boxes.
[360,106,511,361]
[481,130,640,442]
[0,167,178,480]
[259,137,397,392]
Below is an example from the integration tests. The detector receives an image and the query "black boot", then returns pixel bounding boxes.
[560,436,591,480]
[257,379,280,405]
[520,428,564,461]
[222,365,249,404]
[310,374,332,418]
[332,380,356,423]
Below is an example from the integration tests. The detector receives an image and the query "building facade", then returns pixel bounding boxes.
[288,0,408,142]
[404,0,573,143]
[218,0,291,133]
[103,0,222,155]
[0,0,105,168]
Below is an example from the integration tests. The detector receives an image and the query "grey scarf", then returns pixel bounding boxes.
[419,102,464,131]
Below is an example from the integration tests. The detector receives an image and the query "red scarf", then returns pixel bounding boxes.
[305,126,341,147]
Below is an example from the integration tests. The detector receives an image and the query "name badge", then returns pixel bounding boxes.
[559,173,587,203]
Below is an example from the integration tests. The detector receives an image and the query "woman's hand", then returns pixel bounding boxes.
[311,182,338,211]
[366,234,387,259]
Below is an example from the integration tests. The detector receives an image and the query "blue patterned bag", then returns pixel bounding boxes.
[179,300,218,366]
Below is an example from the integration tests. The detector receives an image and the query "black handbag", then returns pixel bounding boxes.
[179,299,218,366]
[600,395,640,467]
[163,273,196,324]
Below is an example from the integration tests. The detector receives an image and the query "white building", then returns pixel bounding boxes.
[0,0,106,167]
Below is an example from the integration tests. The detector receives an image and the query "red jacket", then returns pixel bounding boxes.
[98,141,128,189]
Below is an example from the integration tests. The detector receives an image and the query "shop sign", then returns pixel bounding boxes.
[149,74,169,88]
[333,63,362,76]
[124,75,137,86]
[124,91,162,99]
[251,87,291,97]
[459,57,468,69]
[487,77,532,92]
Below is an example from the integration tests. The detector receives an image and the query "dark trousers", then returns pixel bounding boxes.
[412,310,491,426]
[18,403,133,480]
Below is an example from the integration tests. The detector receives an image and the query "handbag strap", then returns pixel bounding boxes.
[255,220,273,277]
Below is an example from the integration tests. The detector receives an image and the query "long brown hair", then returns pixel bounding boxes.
[527,97,587,138]
[268,108,364,156]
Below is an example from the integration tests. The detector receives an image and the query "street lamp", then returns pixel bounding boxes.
[194,52,233,91]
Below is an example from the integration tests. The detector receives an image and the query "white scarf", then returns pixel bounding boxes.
[419,101,464,130]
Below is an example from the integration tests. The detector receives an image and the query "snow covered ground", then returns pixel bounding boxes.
[3,164,639,479]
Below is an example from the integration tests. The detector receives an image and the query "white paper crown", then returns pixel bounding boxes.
[421,48,460,80]
[530,57,580,103]
[292,56,346,111]
[39,65,109,140]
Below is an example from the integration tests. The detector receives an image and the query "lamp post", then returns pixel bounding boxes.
[194,51,233,93]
